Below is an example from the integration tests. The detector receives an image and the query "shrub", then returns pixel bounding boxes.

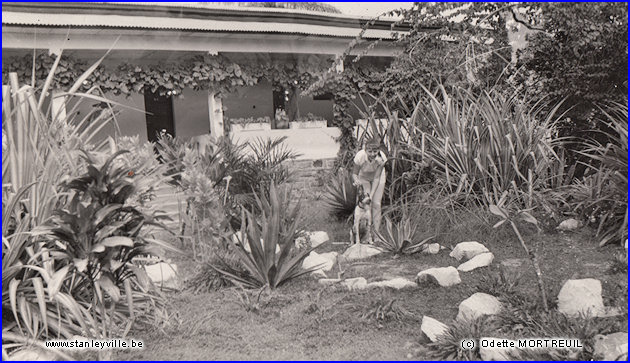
[2,53,172,353]
[474,266,522,298]
[495,300,626,360]
[154,133,188,186]
[228,116,272,125]
[33,150,176,331]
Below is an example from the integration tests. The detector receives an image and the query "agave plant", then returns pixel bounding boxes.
[374,216,434,254]
[323,168,357,221]
[210,183,321,289]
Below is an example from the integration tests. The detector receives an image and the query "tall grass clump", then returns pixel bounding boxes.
[570,101,627,246]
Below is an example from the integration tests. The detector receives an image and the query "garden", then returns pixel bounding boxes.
[2,3,627,361]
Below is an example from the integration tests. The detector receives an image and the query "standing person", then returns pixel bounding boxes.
[351,138,387,235]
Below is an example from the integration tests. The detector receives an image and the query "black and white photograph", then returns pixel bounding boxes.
[2,1,627,360]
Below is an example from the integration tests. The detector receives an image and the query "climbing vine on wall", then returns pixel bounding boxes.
[306,62,390,169]
[2,52,332,98]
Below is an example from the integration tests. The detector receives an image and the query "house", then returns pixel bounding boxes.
[2,2,407,159]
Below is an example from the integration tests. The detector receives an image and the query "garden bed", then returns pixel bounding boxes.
[113,189,628,360]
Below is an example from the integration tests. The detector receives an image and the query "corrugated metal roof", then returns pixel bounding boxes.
[90,2,378,20]
[2,10,403,39]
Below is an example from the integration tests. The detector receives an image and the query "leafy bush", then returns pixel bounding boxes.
[357,297,415,323]
[294,112,325,122]
[474,266,522,298]
[210,183,319,289]
[228,116,272,125]
[495,299,626,360]
[154,133,188,186]
[33,150,175,330]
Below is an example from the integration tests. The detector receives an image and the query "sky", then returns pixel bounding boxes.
[324,2,415,17]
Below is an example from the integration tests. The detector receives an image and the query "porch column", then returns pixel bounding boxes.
[51,90,67,122]
[208,91,224,137]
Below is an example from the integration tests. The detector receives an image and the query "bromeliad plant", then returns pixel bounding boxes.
[211,183,321,289]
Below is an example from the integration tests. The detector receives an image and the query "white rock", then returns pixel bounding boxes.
[557,278,605,317]
[295,231,330,249]
[340,277,368,291]
[420,316,449,342]
[450,241,490,261]
[416,266,461,287]
[457,252,494,272]
[309,231,330,248]
[8,348,55,361]
[368,278,417,290]
[422,243,441,255]
[593,332,628,361]
[457,292,502,321]
[302,251,338,275]
[342,244,383,262]
[557,218,581,231]
[145,262,180,290]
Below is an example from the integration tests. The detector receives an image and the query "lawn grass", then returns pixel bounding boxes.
[112,186,628,361]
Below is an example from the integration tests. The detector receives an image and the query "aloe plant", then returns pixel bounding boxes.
[210,183,320,289]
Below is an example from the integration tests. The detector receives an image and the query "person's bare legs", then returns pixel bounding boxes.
[371,170,386,232]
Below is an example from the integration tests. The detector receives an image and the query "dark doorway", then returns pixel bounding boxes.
[272,87,287,129]
[144,89,175,142]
